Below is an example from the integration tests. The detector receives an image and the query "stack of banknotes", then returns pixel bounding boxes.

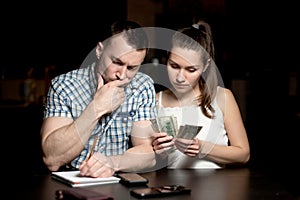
[151,116,202,139]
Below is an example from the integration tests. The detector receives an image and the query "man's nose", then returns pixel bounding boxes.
[116,67,127,80]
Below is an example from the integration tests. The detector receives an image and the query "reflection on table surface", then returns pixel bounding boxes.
[22,167,296,200]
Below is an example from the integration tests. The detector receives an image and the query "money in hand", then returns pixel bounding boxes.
[151,116,201,139]
[176,125,202,139]
[151,116,178,137]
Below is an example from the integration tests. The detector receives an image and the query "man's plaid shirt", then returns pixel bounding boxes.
[43,63,156,168]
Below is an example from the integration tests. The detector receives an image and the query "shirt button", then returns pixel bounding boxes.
[129,110,136,117]
[122,117,128,123]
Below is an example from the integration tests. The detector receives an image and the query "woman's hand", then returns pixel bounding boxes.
[174,137,201,157]
[152,132,174,154]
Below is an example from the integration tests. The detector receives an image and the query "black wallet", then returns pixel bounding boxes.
[55,188,114,200]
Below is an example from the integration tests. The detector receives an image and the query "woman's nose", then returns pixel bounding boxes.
[176,71,185,82]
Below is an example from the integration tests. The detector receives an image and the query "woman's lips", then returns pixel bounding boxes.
[173,83,189,89]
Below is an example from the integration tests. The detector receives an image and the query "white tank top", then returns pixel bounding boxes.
[156,88,228,169]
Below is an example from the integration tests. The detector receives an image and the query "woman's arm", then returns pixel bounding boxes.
[202,88,250,164]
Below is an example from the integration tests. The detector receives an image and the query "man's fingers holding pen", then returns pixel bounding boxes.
[79,153,115,178]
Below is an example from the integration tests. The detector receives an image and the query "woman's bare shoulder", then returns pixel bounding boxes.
[216,86,237,111]
[217,86,234,99]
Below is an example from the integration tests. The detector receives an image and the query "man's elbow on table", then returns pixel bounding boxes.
[242,151,250,164]
[43,155,61,171]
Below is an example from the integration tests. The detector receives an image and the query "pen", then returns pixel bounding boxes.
[86,135,98,160]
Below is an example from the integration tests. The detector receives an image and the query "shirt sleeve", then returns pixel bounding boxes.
[133,73,156,122]
[43,76,74,119]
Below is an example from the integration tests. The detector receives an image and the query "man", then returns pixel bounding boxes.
[40,20,156,178]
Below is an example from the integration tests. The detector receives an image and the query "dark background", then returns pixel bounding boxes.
[2,1,126,78]
[1,0,299,197]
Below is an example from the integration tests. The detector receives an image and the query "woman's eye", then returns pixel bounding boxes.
[170,64,179,69]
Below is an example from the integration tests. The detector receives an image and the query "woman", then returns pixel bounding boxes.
[152,19,250,169]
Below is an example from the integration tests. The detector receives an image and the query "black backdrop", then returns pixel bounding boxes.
[2,1,126,78]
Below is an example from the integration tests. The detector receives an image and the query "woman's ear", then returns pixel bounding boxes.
[96,42,104,59]
[203,58,211,72]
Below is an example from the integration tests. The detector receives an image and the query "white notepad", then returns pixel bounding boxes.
[51,171,120,187]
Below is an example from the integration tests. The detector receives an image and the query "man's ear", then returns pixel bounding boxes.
[203,58,211,72]
[96,42,104,59]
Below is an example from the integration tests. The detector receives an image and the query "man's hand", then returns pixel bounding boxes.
[79,152,115,178]
[93,76,130,116]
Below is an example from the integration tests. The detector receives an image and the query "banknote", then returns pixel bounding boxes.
[150,118,160,133]
[176,125,202,139]
[151,116,178,137]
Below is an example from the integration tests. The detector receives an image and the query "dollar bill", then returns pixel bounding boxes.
[151,116,178,137]
[151,116,202,139]
[150,118,160,133]
[176,125,202,139]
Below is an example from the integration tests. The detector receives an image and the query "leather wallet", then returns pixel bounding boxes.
[55,188,114,200]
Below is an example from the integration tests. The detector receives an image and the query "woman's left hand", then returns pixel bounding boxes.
[174,137,200,157]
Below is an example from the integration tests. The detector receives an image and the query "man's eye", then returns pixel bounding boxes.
[113,60,122,65]
[128,66,138,71]
[187,69,197,73]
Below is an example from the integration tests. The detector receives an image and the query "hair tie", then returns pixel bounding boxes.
[192,24,199,29]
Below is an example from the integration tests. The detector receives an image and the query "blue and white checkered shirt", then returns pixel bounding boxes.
[43,63,156,168]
